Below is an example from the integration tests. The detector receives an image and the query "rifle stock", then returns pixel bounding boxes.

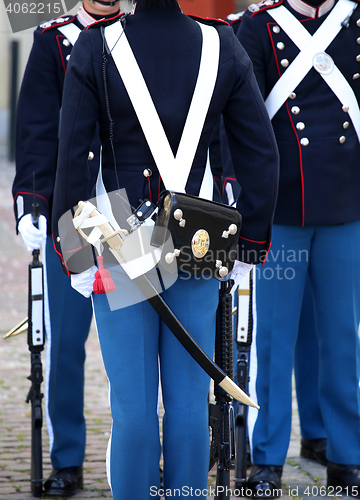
[25,175,45,497]
[234,270,253,489]
[234,350,250,488]
[209,280,236,499]
[26,351,44,497]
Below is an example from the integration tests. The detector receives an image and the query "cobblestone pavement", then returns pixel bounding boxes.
[0,123,350,499]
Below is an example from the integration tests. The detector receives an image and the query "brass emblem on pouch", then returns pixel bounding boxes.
[192,230,210,258]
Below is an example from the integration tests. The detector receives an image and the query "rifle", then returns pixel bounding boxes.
[26,174,45,497]
[209,279,236,499]
[234,270,253,490]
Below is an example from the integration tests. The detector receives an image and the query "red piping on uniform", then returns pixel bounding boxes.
[13,192,48,207]
[240,235,267,244]
[262,242,272,266]
[56,34,66,74]
[285,100,305,226]
[251,0,285,17]
[41,16,75,33]
[52,235,70,276]
[222,177,236,194]
[189,15,229,26]
[269,22,306,225]
[268,23,282,75]
[64,244,88,253]
[86,13,123,30]
[292,19,308,225]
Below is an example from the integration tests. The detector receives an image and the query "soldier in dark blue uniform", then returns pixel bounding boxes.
[219,12,326,471]
[224,7,327,470]
[12,0,122,495]
[51,0,279,497]
[236,0,360,495]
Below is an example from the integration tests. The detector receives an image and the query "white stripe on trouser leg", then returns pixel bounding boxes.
[106,382,113,494]
[92,298,113,494]
[247,269,259,463]
[42,236,55,454]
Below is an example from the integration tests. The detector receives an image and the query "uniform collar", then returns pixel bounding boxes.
[77,4,98,27]
[287,0,335,18]
[134,1,182,14]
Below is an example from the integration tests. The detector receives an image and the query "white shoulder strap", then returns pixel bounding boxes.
[57,23,82,46]
[265,0,360,142]
[104,20,220,199]
[198,150,213,200]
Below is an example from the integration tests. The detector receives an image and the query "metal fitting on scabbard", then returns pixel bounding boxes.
[3,317,28,339]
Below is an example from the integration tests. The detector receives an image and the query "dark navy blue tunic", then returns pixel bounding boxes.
[52,2,279,270]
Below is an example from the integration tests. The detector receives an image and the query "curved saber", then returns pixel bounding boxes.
[74,201,259,408]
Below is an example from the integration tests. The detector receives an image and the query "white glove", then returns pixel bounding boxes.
[18,214,47,252]
[230,260,254,288]
[70,266,97,298]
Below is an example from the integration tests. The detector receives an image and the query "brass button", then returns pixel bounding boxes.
[357,37,360,44]
[300,138,309,146]
[339,136,346,144]
[143,169,152,177]
[273,25,280,34]
[277,42,285,50]
[353,73,360,80]
[296,122,305,131]
[357,19,360,27]
[291,106,300,114]
[66,54,70,62]
[342,105,349,113]
[356,54,360,62]
[56,237,60,242]
[289,92,297,99]
[343,121,350,129]
[281,59,289,68]
[63,39,70,47]
[88,151,94,161]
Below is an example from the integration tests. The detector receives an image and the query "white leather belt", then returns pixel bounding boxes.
[105,19,220,200]
[265,0,360,143]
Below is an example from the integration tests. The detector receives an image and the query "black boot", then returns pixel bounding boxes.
[301,438,327,466]
[327,462,360,497]
[246,465,283,498]
[43,466,83,497]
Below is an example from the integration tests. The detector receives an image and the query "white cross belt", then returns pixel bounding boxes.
[265,0,360,143]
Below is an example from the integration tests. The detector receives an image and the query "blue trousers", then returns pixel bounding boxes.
[294,275,326,440]
[249,222,360,465]
[235,274,326,442]
[45,236,93,469]
[92,271,218,500]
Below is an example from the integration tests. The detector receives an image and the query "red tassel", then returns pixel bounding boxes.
[93,256,116,294]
